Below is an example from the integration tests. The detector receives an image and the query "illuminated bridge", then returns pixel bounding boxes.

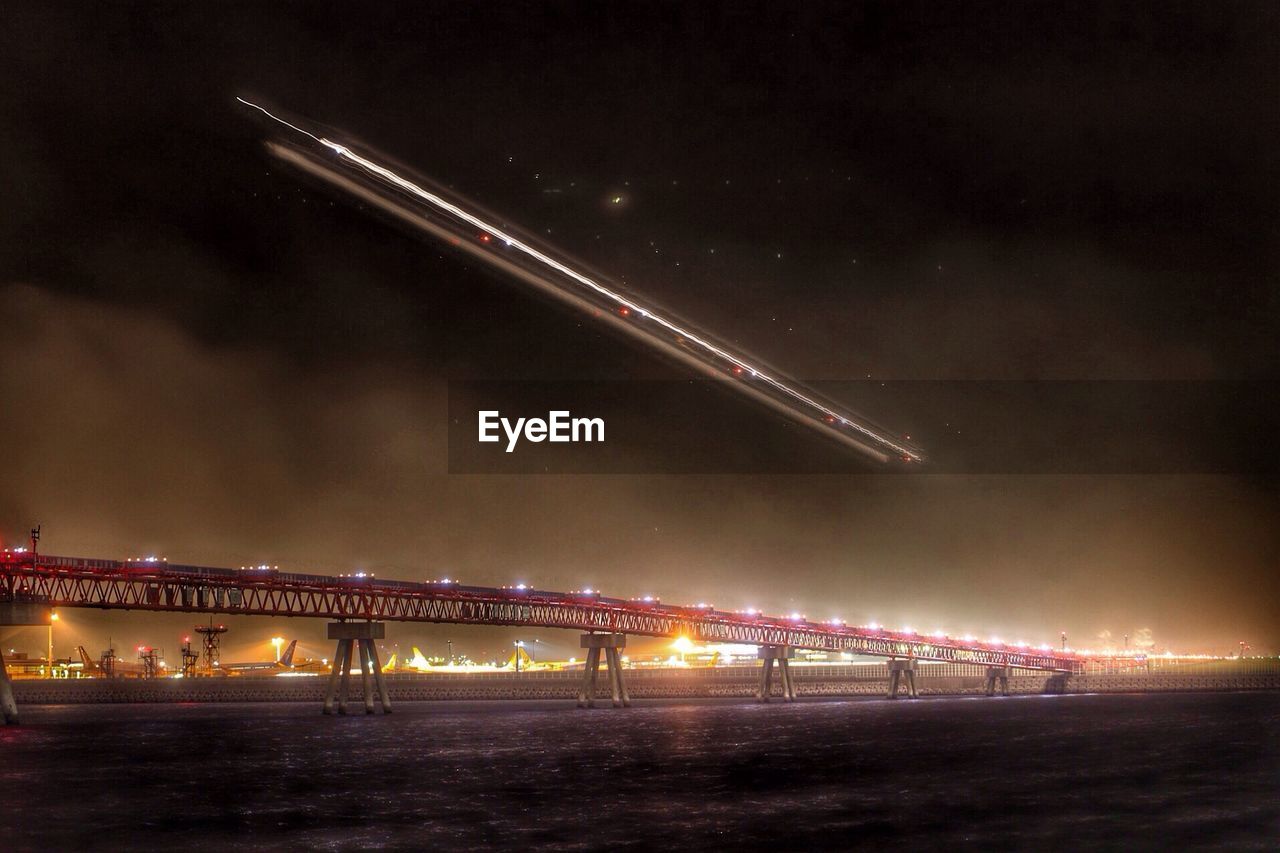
[0,548,1092,723]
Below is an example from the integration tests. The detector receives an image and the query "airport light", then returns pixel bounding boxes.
[271,636,284,662]
[511,639,539,672]
[673,636,694,663]
[47,611,59,678]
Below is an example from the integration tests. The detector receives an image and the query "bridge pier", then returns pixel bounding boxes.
[886,659,918,699]
[324,636,349,715]
[323,622,391,715]
[0,601,51,725]
[757,645,796,702]
[0,648,18,724]
[578,634,629,708]
[985,666,1012,696]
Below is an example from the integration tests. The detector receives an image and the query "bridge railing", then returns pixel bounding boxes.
[0,553,1087,672]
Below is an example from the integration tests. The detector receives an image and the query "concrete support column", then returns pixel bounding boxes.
[757,646,796,702]
[0,647,19,725]
[358,639,375,715]
[322,638,344,716]
[323,622,390,716]
[757,654,774,702]
[778,656,796,701]
[886,659,918,699]
[985,666,1011,696]
[337,639,353,715]
[367,640,392,714]
[578,634,628,708]
[577,646,598,708]
[615,648,631,707]
[605,647,622,707]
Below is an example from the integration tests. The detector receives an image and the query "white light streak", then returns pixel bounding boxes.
[238,97,923,463]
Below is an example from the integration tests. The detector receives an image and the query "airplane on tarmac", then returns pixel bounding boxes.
[400,645,542,673]
[76,646,156,677]
[219,640,298,672]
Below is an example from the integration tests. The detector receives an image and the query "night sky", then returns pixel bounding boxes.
[1,2,1276,662]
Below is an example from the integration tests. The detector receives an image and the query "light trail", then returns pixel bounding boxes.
[237,97,924,464]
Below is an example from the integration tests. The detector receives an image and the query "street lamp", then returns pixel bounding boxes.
[47,611,59,678]
[271,636,284,662]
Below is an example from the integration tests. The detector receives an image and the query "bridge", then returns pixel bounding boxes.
[0,547,1094,723]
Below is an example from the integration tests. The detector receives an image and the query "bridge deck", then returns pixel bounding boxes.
[1,551,1089,672]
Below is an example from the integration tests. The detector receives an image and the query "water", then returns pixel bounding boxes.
[2,693,1277,850]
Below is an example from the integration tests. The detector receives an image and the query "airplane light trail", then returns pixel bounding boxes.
[237,97,925,464]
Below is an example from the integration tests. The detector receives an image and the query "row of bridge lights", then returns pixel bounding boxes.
[105,556,1065,653]
[0,542,1143,657]
[394,576,1059,651]
[683,605,1052,651]
[609,598,1059,652]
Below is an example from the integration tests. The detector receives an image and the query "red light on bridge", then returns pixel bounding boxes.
[8,552,1081,672]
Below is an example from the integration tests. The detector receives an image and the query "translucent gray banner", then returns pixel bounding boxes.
[448,380,1279,474]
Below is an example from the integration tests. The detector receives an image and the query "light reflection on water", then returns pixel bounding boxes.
[2,692,1277,850]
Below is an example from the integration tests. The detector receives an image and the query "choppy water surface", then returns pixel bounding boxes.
[2,693,1277,850]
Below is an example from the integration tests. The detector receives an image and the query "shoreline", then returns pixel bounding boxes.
[12,665,1279,705]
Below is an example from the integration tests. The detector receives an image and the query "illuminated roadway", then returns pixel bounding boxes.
[1,550,1084,672]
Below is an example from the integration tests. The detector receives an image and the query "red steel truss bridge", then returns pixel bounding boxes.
[1,550,1084,673]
